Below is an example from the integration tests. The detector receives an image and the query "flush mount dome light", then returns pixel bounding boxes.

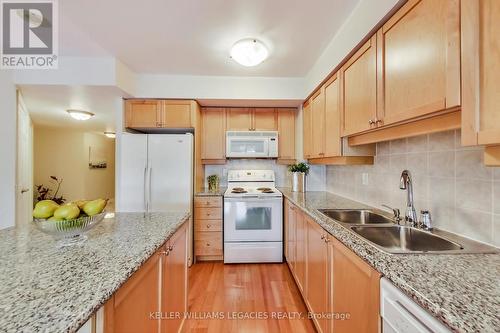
[104,131,116,138]
[67,109,94,121]
[230,38,268,67]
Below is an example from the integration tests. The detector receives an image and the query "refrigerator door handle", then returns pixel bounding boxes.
[148,166,152,213]
[143,165,148,212]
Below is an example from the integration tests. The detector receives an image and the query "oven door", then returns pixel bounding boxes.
[226,137,270,158]
[224,197,282,242]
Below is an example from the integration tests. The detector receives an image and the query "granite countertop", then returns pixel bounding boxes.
[195,187,226,196]
[0,212,190,333]
[278,188,500,333]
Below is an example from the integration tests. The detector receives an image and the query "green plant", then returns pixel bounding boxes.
[35,176,66,205]
[288,162,310,175]
[207,174,220,191]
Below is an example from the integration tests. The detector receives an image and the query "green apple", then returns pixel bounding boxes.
[53,203,80,220]
[82,199,107,216]
[33,200,59,219]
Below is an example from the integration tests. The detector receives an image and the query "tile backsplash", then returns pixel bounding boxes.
[326,130,500,247]
[205,159,326,191]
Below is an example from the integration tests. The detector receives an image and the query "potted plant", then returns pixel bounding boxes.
[288,162,309,192]
[207,174,220,193]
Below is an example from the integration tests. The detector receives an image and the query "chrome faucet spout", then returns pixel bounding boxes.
[400,170,418,226]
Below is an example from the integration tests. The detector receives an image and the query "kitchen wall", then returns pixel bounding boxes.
[205,160,326,191]
[326,130,500,247]
[34,126,115,204]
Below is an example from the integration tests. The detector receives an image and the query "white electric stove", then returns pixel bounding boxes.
[223,170,283,263]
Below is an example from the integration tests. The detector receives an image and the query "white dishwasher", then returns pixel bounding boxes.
[380,278,451,333]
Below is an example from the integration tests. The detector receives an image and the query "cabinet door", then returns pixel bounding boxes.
[161,223,188,333]
[253,108,278,130]
[284,200,296,271]
[278,109,296,161]
[201,108,226,160]
[306,217,329,333]
[226,108,253,130]
[377,0,460,126]
[311,89,326,158]
[332,238,381,333]
[462,0,500,146]
[324,74,341,157]
[162,100,192,128]
[125,100,161,128]
[341,36,378,136]
[295,210,307,294]
[110,252,160,333]
[302,101,313,159]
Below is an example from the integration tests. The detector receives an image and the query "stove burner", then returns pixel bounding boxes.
[257,187,272,191]
[262,190,275,193]
[231,188,247,193]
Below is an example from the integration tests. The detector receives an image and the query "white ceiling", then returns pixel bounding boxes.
[60,0,360,77]
[20,85,125,132]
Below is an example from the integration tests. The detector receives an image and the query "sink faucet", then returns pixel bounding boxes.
[400,170,418,226]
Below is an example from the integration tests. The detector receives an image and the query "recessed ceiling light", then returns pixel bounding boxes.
[67,109,94,121]
[104,132,116,138]
[230,38,268,67]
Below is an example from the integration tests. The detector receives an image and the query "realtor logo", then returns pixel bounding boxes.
[1,0,58,69]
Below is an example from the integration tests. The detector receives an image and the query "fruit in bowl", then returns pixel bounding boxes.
[33,198,109,247]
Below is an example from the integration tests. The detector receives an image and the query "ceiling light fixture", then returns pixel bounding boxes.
[230,38,268,67]
[67,109,94,121]
[104,132,116,138]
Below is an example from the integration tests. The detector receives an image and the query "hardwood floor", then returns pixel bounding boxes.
[181,262,316,333]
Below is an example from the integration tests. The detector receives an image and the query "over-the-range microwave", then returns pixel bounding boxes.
[226,131,278,158]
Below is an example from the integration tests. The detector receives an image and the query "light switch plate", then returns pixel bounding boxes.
[362,173,369,185]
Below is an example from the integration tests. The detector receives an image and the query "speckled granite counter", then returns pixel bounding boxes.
[279,189,500,333]
[0,212,189,333]
[195,187,225,196]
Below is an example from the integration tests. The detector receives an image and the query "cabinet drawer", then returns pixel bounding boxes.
[195,219,222,232]
[195,232,222,255]
[194,196,222,208]
[195,207,222,220]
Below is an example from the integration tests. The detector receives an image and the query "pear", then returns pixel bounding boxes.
[33,200,60,219]
[73,200,89,209]
[53,203,80,220]
[48,216,62,222]
[82,199,107,216]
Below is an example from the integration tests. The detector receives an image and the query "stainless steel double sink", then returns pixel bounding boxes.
[318,209,498,254]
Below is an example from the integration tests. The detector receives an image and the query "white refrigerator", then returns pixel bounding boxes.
[117,133,194,264]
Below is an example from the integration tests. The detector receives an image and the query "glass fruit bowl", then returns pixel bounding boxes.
[33,212,106,247]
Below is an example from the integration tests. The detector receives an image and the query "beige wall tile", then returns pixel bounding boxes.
[456,149,492,180]
[429,130,455,151]
[390,138,407,154]
[455,179,492,212]
[428,151,454,178]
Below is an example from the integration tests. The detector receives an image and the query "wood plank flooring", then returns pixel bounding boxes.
[181,262,316,333]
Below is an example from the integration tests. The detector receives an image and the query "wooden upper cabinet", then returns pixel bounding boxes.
[162,100,192,128]
[341,35,378,137]
[125,99,195,129]
[125,100,162,128]
[253,108,278,130]
[303,101,313,159]
[377,0,460,127]
[324,74,341,157]
[278,108,296,162]
[332,237,381,333]
[226,108,253,131]
[311,89,326,158]
[201,108,226,160]
[161,223,188,333]
[306,216,330,333]
[462,0,500,146]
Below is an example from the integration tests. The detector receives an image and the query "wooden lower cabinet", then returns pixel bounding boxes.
[104,223,188,333]
[194,195,223,261]
[305,215,330,333]
[284,199,381,333]
[331,236,381,333]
